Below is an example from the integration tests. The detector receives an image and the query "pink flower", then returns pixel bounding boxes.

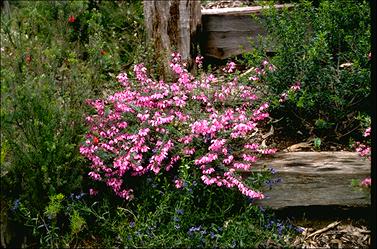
[279,92,288,103]
[364,127,371,137]
[249,76,259,82]
[244,143,259,150]
[223,61,236,73]
[195,55,204,68]
[223,155,234,165]
[242,154,257,162]
[174,179,184,189]
[89,188,98,196]
[183,147,196,155]
[360,177,371,187]
[117,72,129,87]
[290,82,301,92]
[194,153,218,165]
[208,139,226,152]
[88,171,102,181]
[233,162,251,170]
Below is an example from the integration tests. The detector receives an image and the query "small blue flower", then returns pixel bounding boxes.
[175,224,181,230]
[173,216,180,222]
[268,167,276,174]
[210,231,216,239]
[11,199,20,211]
[75,192,86,200]
[188,225,202,235]
[176,209,184,215]
[129,221,135,228]
[277,225,283,235]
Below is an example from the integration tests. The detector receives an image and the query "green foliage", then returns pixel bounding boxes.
[245,0,371,140]
[0,1,147,247]
[1,1,299,248]
[313,137,321,150]
[77,168,293,248]
[44,194,65,219]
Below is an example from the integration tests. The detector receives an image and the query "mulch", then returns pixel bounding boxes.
[290,221,370,248]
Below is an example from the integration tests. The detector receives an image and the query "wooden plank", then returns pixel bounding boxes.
[201,4,292,16]
[201,18,266,59]
[203,15,263,32]
[200,4,292,60]
[247,152,371,209]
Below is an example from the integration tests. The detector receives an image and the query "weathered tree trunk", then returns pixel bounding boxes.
[143,0,201,80]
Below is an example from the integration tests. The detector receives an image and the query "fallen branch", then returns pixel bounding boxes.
[306,221,341,239]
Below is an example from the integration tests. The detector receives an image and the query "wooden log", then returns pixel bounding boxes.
[144,0,201,80]
[248,152,370,209]
[200,4,291,60]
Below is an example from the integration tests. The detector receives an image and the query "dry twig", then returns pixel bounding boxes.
[306,221,341,239]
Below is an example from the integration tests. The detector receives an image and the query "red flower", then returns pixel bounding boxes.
[93,136,99,145]
[68,15,76,23]
[25,55,32,63]
[100,50,107,56]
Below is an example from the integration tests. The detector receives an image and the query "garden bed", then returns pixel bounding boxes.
[1,1,371,248]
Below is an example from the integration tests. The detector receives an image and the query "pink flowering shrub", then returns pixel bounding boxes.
[80,53,276,200]
[355,127,371,160]
[355,127,371,188]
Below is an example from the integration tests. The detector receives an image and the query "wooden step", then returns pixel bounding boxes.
[249,152,371,209]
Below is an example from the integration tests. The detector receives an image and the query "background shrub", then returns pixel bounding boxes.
[244,0,371,143]
[0,1,146,246]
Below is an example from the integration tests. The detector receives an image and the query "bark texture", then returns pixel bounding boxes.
[144,0,201,80]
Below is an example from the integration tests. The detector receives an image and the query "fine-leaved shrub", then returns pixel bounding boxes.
[244,0,371,142]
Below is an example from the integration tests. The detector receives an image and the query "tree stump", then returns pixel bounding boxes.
[143,0,201,80]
